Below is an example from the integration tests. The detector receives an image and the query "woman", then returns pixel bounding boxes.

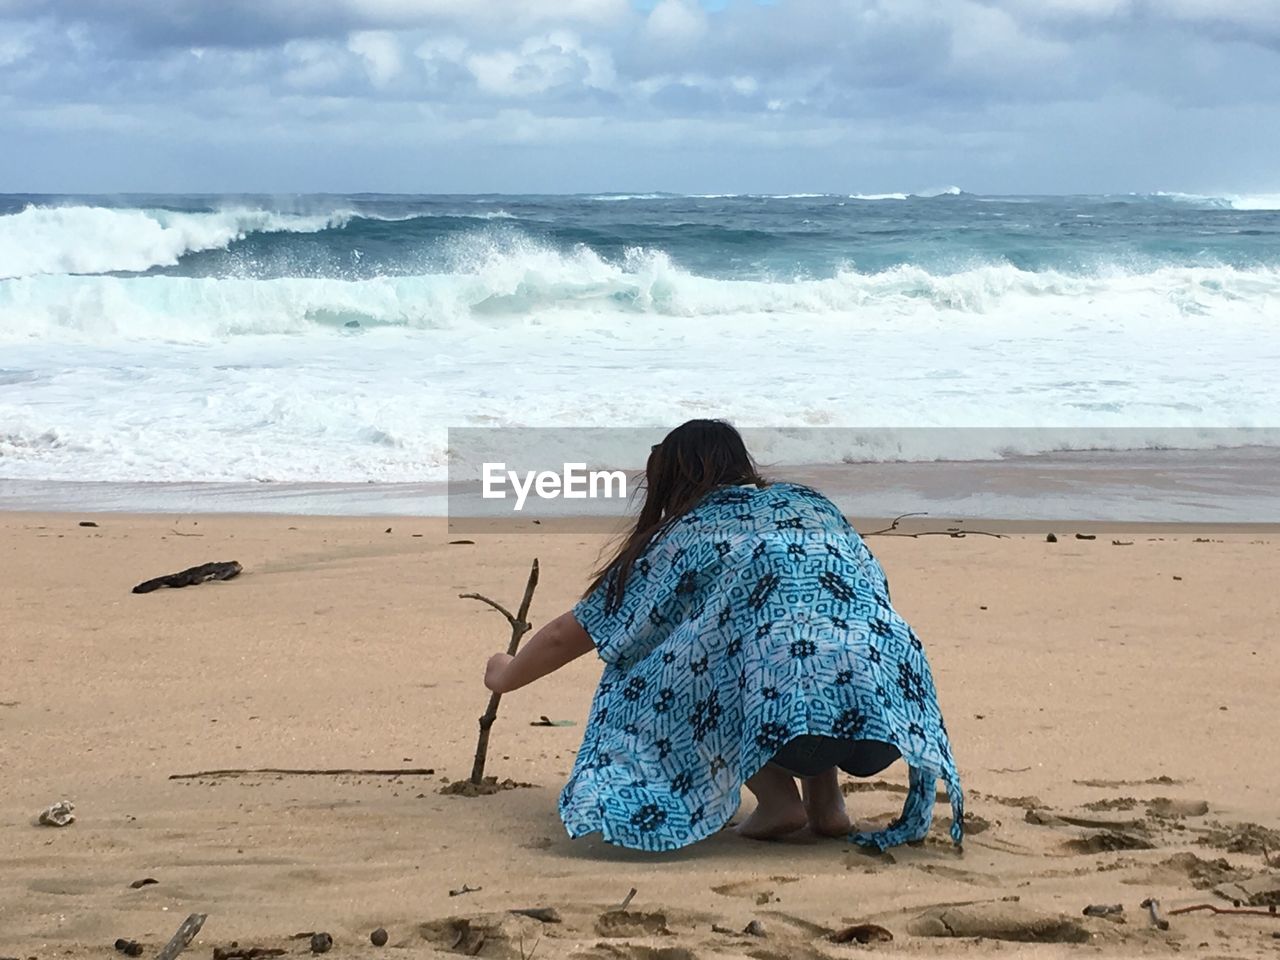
[483,419,963,852]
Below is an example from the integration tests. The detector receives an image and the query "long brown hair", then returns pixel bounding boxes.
[587,419,766,612]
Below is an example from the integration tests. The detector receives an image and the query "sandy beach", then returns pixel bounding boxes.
[6,0,1280,953]
[2,510,1278,958]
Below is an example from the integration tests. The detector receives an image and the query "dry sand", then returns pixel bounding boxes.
[2,511,1278,959]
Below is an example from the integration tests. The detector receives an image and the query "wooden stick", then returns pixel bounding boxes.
[169,767,435,780]
[878,530,1006,539]
[862,512,1006,539]
[460,559,540,785]
[156,913,207,960]
[1167,903,1278,918]
[862,512,928,536]
[1140,898,1169,931]
[457,593,521,625]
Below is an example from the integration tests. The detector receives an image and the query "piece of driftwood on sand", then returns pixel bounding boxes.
[169,767,436,781]
[862,513,1006,539]
[132,562,242,594]
[156,913,208,960]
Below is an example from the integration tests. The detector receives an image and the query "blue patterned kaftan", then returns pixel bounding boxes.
[560,482,964,852]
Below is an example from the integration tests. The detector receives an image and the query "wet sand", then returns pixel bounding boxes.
[1,511,1278,958]
[5,446,1280,523]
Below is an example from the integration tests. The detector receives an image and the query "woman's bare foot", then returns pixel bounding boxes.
[737,764,808,840]
[802,768,853,837]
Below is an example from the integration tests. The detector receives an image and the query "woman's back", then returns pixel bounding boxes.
[562,481,963,851]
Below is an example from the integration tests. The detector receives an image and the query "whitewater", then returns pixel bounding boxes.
[2,191,1279,488]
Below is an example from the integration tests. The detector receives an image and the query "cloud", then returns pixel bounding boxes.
[282,40,351,89]
[466,32,615,98]
[0,0,632,48]
[1,0,1279,193]
[643,0,709,48]
[347,30,402,86]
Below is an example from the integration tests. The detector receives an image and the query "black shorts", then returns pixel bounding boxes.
[771,735,902,778]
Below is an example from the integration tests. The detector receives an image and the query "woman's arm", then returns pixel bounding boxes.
[483,610,595,694]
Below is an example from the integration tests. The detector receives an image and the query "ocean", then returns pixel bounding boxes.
[2,189,1279,510]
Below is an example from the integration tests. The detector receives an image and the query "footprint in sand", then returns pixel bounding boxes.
[578,947,696,960]
[1145,797,1209,818]
[418,914,547,958]
[1021,808,1157,855]
[26,877,101,896]
[594,910,672,938]
[1121,852,1251,890]
[710,875,799,904]
[1064,830,1155,854]
[972,790,1044,810]
[1197,821,1280,855]
[1073,776,1187,788]
[907,902,1091,944]
[908,862,1006,887]
[1082,796,1139,812]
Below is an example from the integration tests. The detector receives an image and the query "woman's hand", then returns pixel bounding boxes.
[480,613,595,695]
[484,653,515,693]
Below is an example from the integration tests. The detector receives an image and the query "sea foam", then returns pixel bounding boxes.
[3,192,1279,488]
[0,205,350,279]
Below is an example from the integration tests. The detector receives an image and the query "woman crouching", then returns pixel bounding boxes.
[482,419,963,852]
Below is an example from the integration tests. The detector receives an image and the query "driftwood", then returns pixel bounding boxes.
[1167,903,1278,918]
[133,562,241,594]
[459,560,541,785]
[530,716,574,727]
[1140,898,1169,931]
[213,948,286,960]
[862,513,1005,540]
[1082,904,1124,918]
[157,913,207,960]
[509,908,561,924]
[169,767,435,781]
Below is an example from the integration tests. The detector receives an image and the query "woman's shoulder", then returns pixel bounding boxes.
[758,480,841,510]
[704,479,824,499]
[699,480,847,523]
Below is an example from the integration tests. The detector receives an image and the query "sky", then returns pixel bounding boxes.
[1,0,1279,195]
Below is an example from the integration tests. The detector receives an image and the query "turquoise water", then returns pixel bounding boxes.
[5,190,1279,283]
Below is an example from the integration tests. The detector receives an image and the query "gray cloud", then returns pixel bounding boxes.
[2,0,1278,193]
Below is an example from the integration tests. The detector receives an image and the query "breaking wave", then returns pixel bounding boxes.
[3,236,1277,343]
[0,204,352,279]
[1153,191,1280,211]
